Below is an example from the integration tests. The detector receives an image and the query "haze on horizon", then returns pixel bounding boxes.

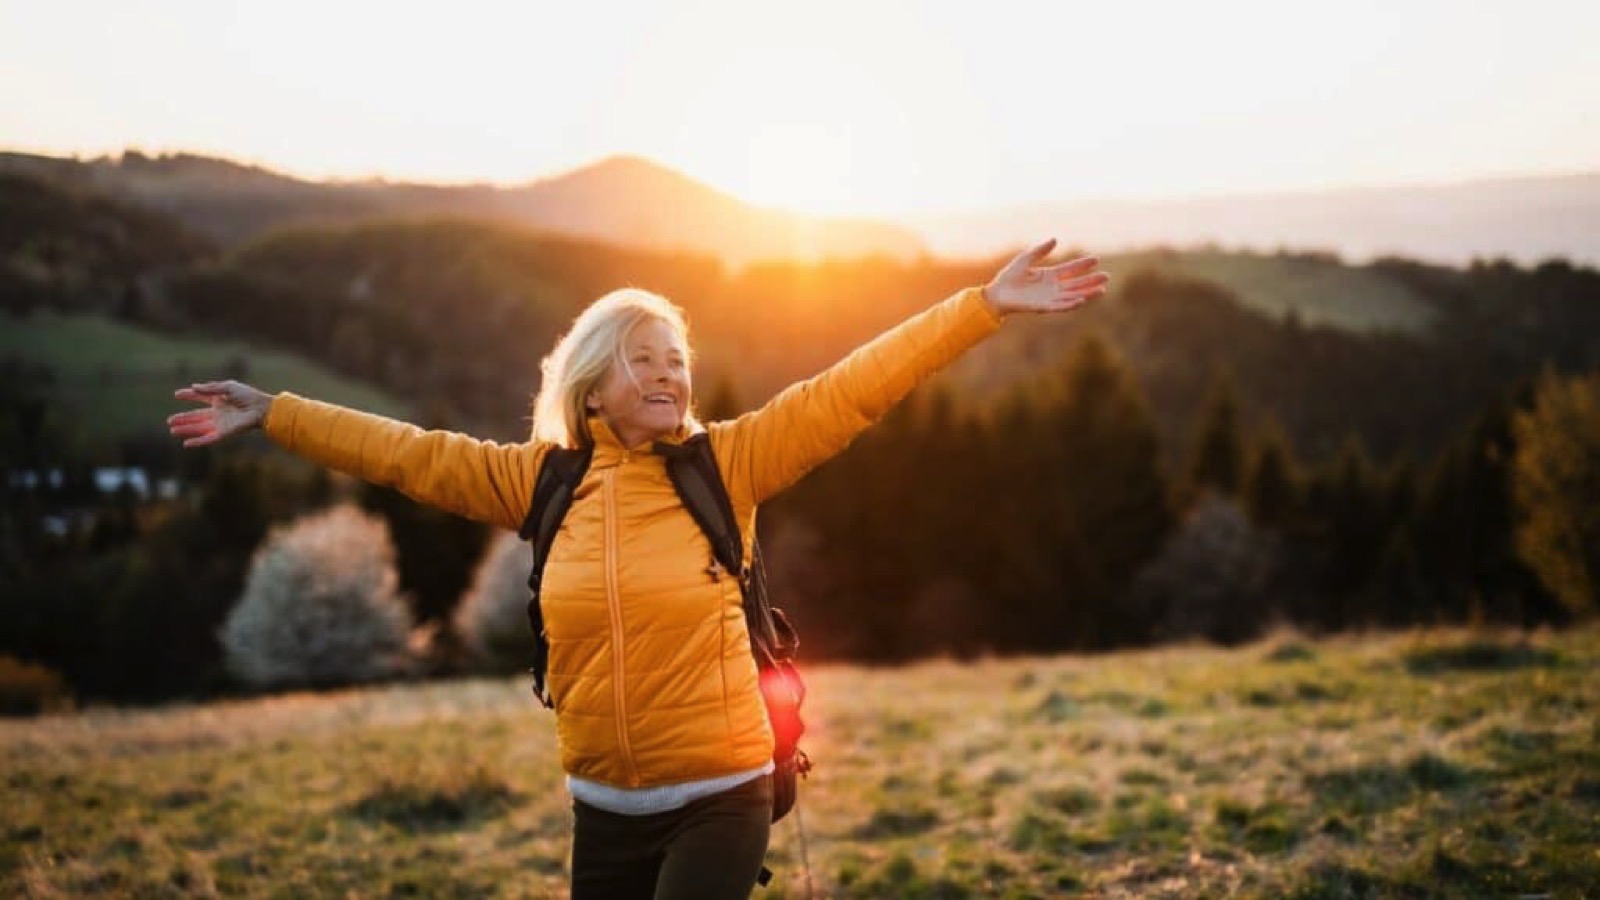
[2,0,1596,218]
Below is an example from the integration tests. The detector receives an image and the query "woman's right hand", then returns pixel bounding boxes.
[167,381,274,448]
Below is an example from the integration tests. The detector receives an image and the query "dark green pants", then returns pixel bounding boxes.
[570,774,772,900]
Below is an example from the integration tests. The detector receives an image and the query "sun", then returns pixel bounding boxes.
[738,121,864,217]
[645,21,928,220]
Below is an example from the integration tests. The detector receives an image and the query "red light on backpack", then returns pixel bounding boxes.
[759,663,806,757]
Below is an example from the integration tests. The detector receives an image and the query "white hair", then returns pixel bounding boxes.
[530,288,697,448]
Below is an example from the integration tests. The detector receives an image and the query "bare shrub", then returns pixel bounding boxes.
[1131,494,1279,644]
[221,505,413,689]
[453,532,534,673]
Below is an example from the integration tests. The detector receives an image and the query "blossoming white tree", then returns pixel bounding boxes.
[221,505,414,689]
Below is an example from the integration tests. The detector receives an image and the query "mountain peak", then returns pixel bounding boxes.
[585,153,676,176]
[542,154,726,200]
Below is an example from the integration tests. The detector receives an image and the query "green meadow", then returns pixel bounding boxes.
[1128,250,1436,334]
[0,312,409,451]
[4,628,1597,898]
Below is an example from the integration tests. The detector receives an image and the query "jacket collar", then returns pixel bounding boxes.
[587,415,696,467]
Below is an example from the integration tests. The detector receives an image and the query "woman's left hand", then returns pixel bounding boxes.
[983,238,1108,317]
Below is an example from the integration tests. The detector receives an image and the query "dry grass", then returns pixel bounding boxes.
[4,628,1597,898]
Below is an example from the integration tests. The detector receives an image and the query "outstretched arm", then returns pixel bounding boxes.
[168,381,547,532]
[712,239,1107,504]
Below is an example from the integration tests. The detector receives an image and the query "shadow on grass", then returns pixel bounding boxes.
[1402,640,1562,676]
[1083,690,1170,718]
[850,804,941,839]
[1479,725,1561,768]
[346,772,520,832]
[1210,798,1303,854]
[1041,785,1099,815]
[1241,679,1348,707]
[1032,689,1080,722]
[1479,724,1600,789]
[1008,810,1116,856]
[1265,642,1318,663]
[1287,861,1397,899]
[837,850,975,899]
[1306,752,1477,816]
[1292,844,1556,900]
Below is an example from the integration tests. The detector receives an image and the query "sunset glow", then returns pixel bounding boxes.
[2,0,1596,217]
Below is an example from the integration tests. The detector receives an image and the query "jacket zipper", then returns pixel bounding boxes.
[602,467,639,785]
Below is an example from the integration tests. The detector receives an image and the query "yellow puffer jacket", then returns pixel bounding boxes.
[263,286,1001,786]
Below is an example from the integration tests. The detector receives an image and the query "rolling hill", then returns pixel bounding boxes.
[0,151,926,268]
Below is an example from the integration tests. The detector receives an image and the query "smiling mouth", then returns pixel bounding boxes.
[644,393,677,406]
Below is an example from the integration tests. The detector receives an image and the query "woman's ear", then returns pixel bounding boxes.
[585,390,602,412]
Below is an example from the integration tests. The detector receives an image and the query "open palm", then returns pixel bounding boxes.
[984,238,1109,316]
[167,381,272,448]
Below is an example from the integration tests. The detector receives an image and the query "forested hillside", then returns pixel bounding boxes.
[3,167,1597,704]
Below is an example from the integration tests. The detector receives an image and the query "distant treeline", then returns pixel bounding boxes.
[2,169,1597,704]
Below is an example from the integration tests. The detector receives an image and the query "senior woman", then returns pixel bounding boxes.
[168,238,1107,898]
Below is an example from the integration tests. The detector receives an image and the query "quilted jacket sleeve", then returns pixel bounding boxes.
[711,286,1003,505]
[262,393,549,532]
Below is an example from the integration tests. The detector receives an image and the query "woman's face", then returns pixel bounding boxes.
[587,317,692,449]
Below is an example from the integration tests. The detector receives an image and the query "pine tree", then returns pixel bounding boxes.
[1306,435,1385,627]
[1243,418,1300,530]
[1031,335,1173,648]
[1185,369,1246,499]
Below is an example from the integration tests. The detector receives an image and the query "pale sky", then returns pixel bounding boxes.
[1,0,1596,217]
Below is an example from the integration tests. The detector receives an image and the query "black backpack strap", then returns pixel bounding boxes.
[655,434,791,665]
[520,445,593,708]
[654,435,743,579]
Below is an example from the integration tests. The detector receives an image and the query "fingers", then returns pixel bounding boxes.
[1009,286,1108,316]
[1048,255,1102,280]
[1056,271,1110,293]
[168,412,216,436]
[1015,238,1057,271]
[174,388,220,406]
[1023,237,1057,263]
[168,407,223,448]
[999,238,1059,280]
[169,419,219,446]
[1052,287,1107,311]
[174,382,235,400]
[167,412,213,432]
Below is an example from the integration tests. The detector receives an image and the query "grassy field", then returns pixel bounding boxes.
[1112,250,1435,335]
[0,312,409,451]
[4,628,1597,898]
